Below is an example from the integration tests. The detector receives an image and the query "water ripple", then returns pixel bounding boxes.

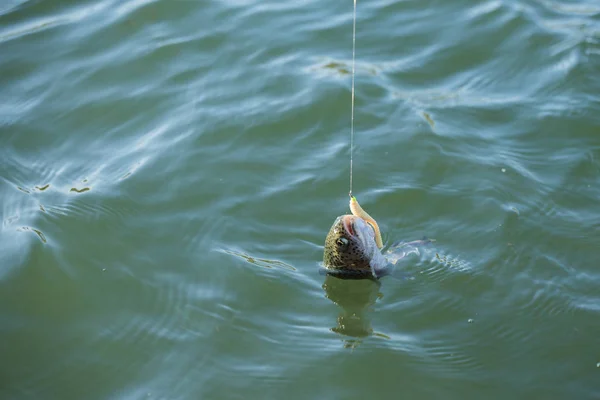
[1,0,600,398]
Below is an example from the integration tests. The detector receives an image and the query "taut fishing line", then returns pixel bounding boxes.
[349,0,357,198]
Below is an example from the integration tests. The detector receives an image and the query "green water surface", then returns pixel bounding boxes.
[1,0,600,399]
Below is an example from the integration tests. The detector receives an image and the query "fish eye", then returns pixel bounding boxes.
[336,237,349,247]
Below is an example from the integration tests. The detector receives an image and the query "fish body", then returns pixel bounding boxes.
[322,197,429,279]
[323,214,389,279]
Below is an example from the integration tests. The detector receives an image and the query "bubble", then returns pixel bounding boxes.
[468,319,474,323]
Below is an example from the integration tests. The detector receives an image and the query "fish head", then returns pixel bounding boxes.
[323,214,379,272]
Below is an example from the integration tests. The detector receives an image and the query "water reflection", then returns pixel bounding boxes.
[322,275,389,348]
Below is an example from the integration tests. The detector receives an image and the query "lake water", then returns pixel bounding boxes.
[1,0,599,399]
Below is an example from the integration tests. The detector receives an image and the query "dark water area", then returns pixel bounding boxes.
[1,0,600,398]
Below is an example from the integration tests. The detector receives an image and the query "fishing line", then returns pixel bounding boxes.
[349,0,357,198]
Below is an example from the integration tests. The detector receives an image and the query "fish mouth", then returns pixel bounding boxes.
[342,215,356,238]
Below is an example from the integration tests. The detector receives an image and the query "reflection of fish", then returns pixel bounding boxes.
[323,197,430,279]
[322,274,381,346]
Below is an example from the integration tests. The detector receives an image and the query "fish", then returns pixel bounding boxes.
[322,196,430,279]
[323,214,389,279]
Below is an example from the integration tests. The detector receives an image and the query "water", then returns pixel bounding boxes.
[1,0,599,398]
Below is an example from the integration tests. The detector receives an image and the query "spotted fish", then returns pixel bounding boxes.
[322,196,430,279]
